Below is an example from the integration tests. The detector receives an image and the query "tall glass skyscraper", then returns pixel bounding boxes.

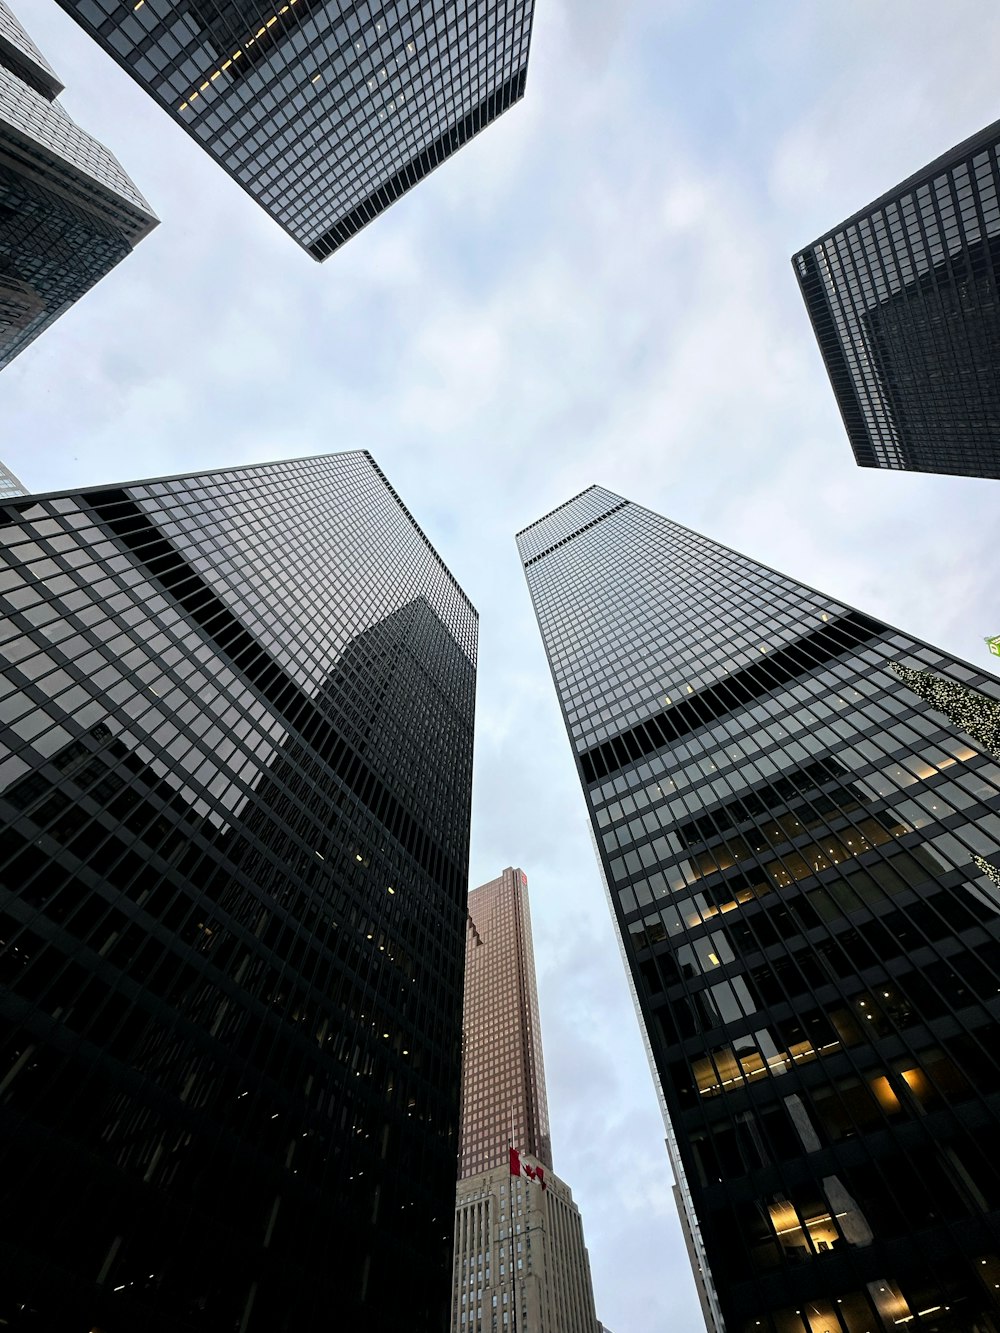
[518,487,1000,1333]
[793,120,1000,480]
[55,0,535,258]
[451,868,598,1333]
[0,0,156,370]
[459,866,551,1179]
[0,451,477,1332]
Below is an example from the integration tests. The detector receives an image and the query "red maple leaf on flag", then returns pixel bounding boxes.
[510,1147,546,1189]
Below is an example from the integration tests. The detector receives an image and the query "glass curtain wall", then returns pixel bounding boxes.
[519,486,1000,1333]
[0,450,476,1332]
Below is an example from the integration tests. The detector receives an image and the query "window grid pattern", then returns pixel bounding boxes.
[450,1163,598,1333]
[458,867,550,1179]
[515,485,624,563]
[521,488,1000,1333]
[0,450,477,1332]
[0,0,156,370]
[56,0,535,258]
[0,0,63,96]
[794,119,1000,479]
[453,870,599,1333]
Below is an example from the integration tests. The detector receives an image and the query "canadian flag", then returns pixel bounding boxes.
[509,1146,546,1189]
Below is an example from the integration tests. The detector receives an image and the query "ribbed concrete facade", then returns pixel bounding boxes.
[459,866,551,1178]
[451,1162,598,1333]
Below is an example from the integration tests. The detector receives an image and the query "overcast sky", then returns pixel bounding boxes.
[6,0,1000,1327]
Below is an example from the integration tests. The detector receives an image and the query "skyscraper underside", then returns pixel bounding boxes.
[0,0,156,370]
[794,120,1000,479]
[0,451,477,1332]
[519,486,1000,1333]
[54,0,535,257]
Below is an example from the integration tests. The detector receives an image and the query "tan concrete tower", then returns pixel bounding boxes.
[451,868,599,1333]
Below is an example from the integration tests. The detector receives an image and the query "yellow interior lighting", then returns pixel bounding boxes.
[179,0,302,111]
[768,1202,799,1235]
[900,1067,932,1101]
[870,1075,902,1114]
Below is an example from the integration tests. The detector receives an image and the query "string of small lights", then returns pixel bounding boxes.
[889,660,1000,759]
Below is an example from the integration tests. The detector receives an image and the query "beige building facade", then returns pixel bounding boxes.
[451,1161,598,1333]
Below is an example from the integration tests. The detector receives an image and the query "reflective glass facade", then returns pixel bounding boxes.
[519,487,1000,1333]
[0,0,156,370]
[56,0,535,258]
[0,451,477,1331]
[459,867,551,1179]
[794,120,1000,479]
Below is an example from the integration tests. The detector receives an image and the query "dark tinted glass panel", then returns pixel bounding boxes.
[0,0,155,370]
[54,0,534,257]
[0,450,477,1332]
[793,122,1000,479]
[519,487,1000,1333]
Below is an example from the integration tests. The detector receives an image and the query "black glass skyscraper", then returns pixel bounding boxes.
[55,0,535,259]
[0,0,156,370]
[793,120,1000,479]
[519,487,1000,1333]
[0,451,477,1332]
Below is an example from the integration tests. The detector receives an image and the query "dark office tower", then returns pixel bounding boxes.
[55,0,535,259]
[793,120,1000,479]
[0,451,477,1333]
[0,1,156,370]
[518,486,1000,1333]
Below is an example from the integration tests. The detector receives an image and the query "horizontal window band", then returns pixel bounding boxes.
[307,66,527,260]
[580,610,887,785]
[522,499,628,567]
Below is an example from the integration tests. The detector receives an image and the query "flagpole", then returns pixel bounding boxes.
[509,1107,519,1333]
